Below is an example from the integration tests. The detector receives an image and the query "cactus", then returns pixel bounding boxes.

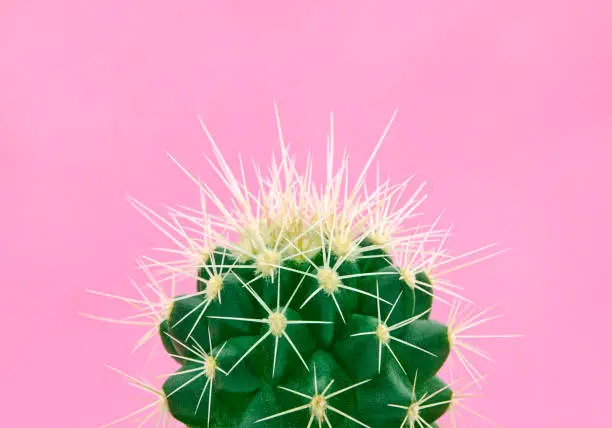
[89,109,514,427]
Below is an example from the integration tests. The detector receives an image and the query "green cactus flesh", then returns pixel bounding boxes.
[160,244,454,427]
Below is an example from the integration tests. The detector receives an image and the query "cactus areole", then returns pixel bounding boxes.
[97,109,510,427]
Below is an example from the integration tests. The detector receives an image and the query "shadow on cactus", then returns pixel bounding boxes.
[87,107,517,427]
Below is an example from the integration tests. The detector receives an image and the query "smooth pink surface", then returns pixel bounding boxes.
[2,1,612,427]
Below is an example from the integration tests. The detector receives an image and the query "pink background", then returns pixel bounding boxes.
[2,1,611,427]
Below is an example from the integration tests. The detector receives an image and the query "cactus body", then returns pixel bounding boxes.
[162,246,452,427]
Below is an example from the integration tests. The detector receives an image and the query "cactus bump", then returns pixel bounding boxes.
[88,108,515,427]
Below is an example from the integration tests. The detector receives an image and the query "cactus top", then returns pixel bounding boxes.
[92,110,513,428]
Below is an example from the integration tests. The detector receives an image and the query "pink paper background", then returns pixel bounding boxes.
[2,1,611,427]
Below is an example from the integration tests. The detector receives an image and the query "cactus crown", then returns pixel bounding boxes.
[92,110,513,427]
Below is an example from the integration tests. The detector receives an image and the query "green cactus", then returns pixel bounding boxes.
[158,239,454,428]
[91,110,514,427]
